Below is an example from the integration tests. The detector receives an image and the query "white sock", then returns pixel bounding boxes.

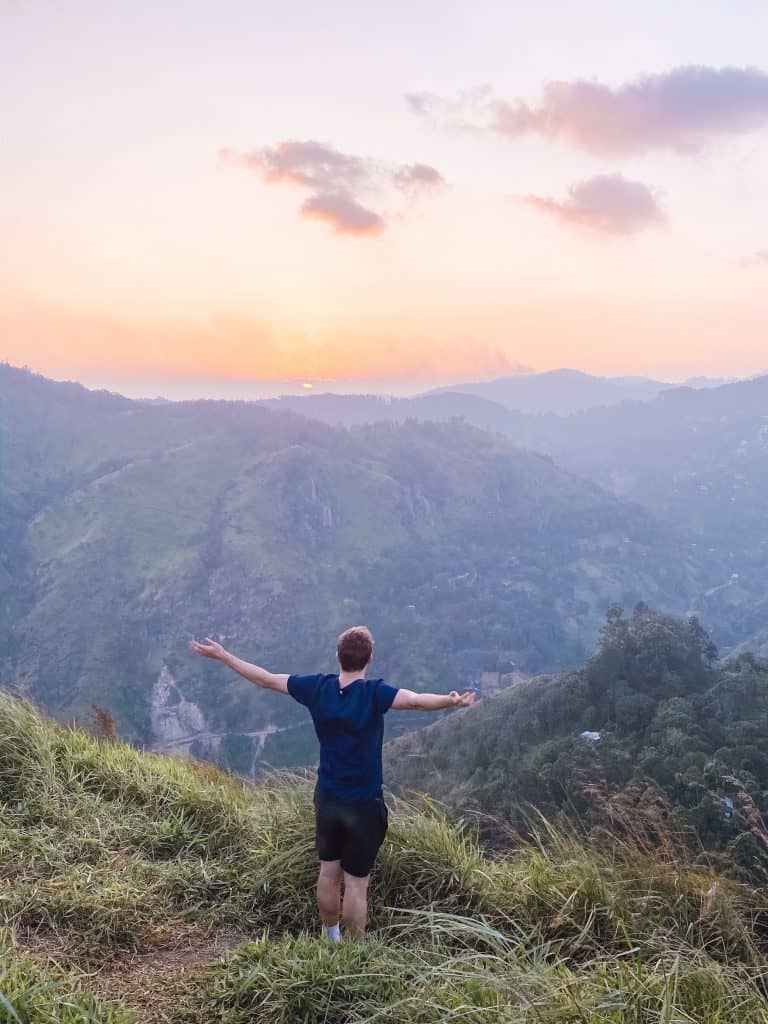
[325,923,341,942]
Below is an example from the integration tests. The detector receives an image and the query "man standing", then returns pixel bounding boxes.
[189,625,474,939]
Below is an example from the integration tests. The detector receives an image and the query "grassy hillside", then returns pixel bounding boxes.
[1,364,707,773]
[4,692,768,1022]
[386,605,768,875]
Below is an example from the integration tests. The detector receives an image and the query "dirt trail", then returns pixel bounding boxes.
[18,923,247,1024]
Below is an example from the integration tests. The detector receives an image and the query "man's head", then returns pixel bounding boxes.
[336,626,374,673]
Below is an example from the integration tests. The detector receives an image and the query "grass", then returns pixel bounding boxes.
[205,930,768,1024]
[3,690,768,1022]
[0,929,131,1023]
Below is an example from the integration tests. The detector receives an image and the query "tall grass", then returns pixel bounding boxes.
[0,930,130,1023]
[3,691,768,1023]
[204,929,768,1024]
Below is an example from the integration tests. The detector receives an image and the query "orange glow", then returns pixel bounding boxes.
[4,284,768,394]
[4,3,768,394]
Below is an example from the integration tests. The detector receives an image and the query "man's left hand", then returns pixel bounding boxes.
[449,690,475,708]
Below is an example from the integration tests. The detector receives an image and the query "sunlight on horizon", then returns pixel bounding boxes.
[3,1,768,392]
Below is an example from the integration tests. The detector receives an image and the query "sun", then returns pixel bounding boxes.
[302,382,314,390]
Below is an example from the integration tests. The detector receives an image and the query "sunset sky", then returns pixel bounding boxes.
[3,1,768,398]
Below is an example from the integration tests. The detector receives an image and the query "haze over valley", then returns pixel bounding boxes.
[4,361,768,780]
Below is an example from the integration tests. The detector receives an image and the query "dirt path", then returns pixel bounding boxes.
[18,923,247,1024]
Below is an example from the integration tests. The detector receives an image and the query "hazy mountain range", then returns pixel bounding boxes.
[265,368,740,422]
[2,362,767,776]
[428,368,691,414]
[263,370,768,657]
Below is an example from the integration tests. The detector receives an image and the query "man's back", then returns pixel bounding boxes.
[287,673,399,801]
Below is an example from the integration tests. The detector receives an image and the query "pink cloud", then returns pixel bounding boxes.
[300,192,385,236]
[405,86,494,133]
[229,140,369,191]
[393,163,446,194]
[523,174,666,236]
[220,140,443,236]
[409,66,768,155]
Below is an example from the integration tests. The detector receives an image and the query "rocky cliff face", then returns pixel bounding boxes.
[149,664,294,776]
[150,666,207,748]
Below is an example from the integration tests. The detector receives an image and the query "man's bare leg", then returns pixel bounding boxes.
[341,872,370,938]
[317,860,342,937]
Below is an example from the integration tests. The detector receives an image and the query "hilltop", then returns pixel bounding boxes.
[386,605,768,875]
[4,691,768,1022]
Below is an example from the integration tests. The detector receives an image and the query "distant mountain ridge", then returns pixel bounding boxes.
[533,373,768,653]
[426,368,675,414]
[262,390,521,433]
[263,368,739,424]
[257,370,768,657]
[1,363,722,775]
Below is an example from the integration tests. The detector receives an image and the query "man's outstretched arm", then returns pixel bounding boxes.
[391,689,475,711]
[189,638,289,693]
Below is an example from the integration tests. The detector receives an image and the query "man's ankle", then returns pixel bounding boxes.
[324,923,341,942]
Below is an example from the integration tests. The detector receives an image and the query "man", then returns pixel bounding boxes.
[189,625,474,939]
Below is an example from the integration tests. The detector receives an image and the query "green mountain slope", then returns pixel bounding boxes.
[386,604,768,873]
[3,691,768,1023]
[515,376,768,654]
[262,374,768,657]
[2,365,708,771]
[538,377,768,651]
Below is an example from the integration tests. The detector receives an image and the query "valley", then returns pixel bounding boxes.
[2,363,767,776]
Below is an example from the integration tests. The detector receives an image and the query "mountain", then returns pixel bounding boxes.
[683,375,738,389]
[258,371,741,427]
[386,605,768,872]
[528,375,768,652]
[4,691,767,1023]
[427,368,674,414]
[267,373,768,656]
[537,374,768,488]
[3,364,711,773]
[262,389,521,433]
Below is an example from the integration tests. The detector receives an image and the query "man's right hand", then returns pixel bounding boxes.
[188,639,289,693]
[189,637,227,661]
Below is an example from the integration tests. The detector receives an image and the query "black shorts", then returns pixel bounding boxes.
[314,785,389,878]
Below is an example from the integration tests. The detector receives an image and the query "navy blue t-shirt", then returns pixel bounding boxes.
[287,673,399,802]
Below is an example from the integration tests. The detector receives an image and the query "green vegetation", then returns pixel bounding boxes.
[2,364,705,774]
[534,375,768,656]
[387,605,768,875]
[4,691,768,1021]
[265,373,768,659]
[0,934,130,1023]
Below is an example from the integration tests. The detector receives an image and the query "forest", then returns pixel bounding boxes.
[387,605,768,877]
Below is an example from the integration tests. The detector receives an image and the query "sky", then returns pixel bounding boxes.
[3,0,768,398]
